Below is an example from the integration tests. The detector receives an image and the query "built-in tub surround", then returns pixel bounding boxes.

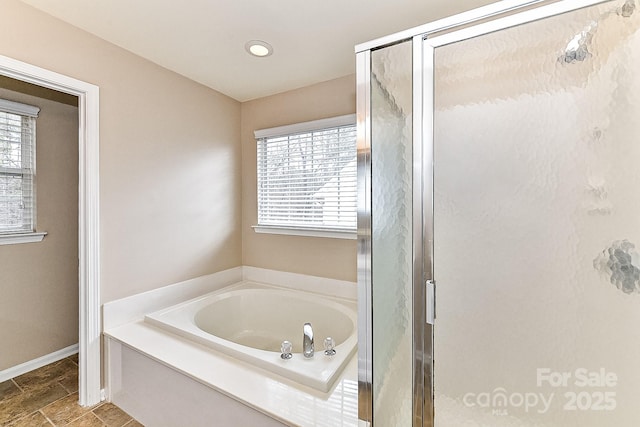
[104,267,358,427]
[145,282,357,392]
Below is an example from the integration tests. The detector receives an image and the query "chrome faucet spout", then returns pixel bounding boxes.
[303,322,314,358]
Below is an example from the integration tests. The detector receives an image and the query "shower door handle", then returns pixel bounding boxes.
[426,280,436,325]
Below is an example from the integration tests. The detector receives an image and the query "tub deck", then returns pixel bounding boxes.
[103,268,361,426]
[105,319,358,426]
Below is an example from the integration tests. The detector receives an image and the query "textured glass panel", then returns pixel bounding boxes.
[371,40,413,426]
[433,1,640,425]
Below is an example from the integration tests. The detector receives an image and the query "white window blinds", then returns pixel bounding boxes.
[0,99,39,234]
[255,115,357,232]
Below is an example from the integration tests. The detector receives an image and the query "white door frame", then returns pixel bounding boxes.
[0,54,101,406]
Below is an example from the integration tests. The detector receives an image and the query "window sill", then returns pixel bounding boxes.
[252,225,356,240]
[0,231,47,246]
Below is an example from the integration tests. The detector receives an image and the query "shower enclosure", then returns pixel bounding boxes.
[356,0,640,425]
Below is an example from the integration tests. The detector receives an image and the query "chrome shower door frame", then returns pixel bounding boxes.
[356,48,372,424]
[357,0,613,426]
[357,36,428,427]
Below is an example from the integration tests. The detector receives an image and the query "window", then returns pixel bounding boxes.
[0,99,40,239]
[254,114,357,238]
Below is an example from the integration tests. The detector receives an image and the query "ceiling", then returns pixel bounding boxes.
[20,0,496,102]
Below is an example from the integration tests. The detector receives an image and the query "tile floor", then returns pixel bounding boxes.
[0,354,142,426]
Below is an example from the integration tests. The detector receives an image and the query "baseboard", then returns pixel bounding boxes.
[0,344,79,383]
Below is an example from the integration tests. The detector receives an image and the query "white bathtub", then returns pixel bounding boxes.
[144,281,357,392]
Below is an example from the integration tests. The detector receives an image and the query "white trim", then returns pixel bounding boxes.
[0,54,101,407]
[0,98,40,117]
[254,114,356,139]
[252,225,356,240]
[0,231,47,245]
[0,344,78,383]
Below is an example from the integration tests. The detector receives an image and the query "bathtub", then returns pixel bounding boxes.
[144,281,357,392]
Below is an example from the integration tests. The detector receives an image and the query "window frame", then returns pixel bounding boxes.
[0,98,46,245]
[253,114,357,240]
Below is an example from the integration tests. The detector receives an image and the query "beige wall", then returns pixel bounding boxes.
[0,85,79,370]
[241,75,357,282]
[0,0,355,370]
[0,0,242,304]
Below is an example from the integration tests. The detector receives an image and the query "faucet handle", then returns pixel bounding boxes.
[324,337,336,356]
[280,340,293,359]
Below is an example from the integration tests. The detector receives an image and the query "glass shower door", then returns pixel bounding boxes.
[430,0,640,425]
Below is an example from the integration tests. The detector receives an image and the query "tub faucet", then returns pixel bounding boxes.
[303,322,314,358]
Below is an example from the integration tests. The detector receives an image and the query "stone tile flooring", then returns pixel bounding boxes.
[0,355,142,426]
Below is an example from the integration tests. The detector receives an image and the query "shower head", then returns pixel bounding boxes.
[560,0,635,64]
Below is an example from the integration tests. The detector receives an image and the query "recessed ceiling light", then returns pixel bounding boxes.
[245,40,273,57]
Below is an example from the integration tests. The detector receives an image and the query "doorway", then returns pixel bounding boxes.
[0,54,101,406]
